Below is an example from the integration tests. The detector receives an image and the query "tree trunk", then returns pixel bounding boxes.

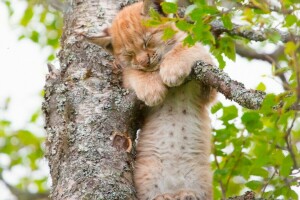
[43,0,139,199]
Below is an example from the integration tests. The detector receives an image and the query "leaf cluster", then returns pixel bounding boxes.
[2,0,63,61]
[145,0,300,199]
[0,98,49,198]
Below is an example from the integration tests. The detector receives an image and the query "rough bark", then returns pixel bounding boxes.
[227,191,260,200]
[209,20,300,43]
[191,61,266,110]
[43,0,139,199]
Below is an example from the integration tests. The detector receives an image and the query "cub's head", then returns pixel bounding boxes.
[88,1,178,72]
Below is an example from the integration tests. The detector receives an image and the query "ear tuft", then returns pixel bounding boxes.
[152,0,165,15]
[85,28,113,53]
[143,0,166,16]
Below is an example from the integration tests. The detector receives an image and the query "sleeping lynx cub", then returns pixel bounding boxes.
[88,1,216,199]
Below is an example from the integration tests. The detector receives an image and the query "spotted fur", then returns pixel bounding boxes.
[89,2,216,200]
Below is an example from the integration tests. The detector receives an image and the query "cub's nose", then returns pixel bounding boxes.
[136,52,150,67]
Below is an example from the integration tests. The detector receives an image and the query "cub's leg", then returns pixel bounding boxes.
[173,190,211,200]
[160,43,214,87]
[174,190,199,200]
[154,193,174,200]
[123,68,167,106]
[134,156,165,200]
[174,165,213,200]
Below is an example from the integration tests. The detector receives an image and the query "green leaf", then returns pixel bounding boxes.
[30,110,40,123]
[283,94,297,110]
[285,41,297,55]
[191,21,215,45]
[250,167,269,178]
[211,102,223,114]
[183,35,196,46]
[162,27,177,40]
[0,120,11,127]
[260,93,277,113]
[221,105,238,121]
[215,53,226,69]
[30,31,40,43]
[149,8,162,21]
[214,169,229,178]
[20,8,34,26]
[271,150,285,166]
[268,31,281,43]
[241,112,263,132]
[215,129,231,140]
[279,155,293,176]
[256,82,266,91]
[194,0,207,5]
[17,130,41,145]
[222,14,233,30]
[202,6,219,15]
[143,19,162,27]
[47,54,55,61]
[176,20,192,32]
[161,2,178,14]
[219,36,236,61]
[246,180,263,190]
[189,8,204,21]
[18,35,26,41]
[188,5,218,18]
[285,14,297,27]
[211,47,226,68]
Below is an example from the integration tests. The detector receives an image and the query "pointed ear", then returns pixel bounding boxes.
[85,28,113,53]
[143,0,165,16]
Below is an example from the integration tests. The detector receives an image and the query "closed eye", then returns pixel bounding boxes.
[144,35,153,48]
[123,51,135,57]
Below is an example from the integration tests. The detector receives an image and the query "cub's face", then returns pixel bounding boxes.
[108,2,177,72]
[87,2,178,71]
[112,29,175,72]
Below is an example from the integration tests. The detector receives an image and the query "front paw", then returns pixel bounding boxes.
[174,190,206,200]
[135,82,167,106]
[154,193,174,200]
[159,58,192,87]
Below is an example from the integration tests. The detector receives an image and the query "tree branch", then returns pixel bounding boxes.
[46,0,68,12]
[235,43,290,90]
[234,1,294,15]
[0,174,49,200]
[210,20,300,43]
[227,191,257,200]
[191,60,266,110]
[176,7,299,43]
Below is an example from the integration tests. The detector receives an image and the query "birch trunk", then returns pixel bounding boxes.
[43,0,139,199]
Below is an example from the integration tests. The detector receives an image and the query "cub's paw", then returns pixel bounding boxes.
[135,82,167,106]
[159,58,192,87]
[154,193,174,200]
[174,190,200,200]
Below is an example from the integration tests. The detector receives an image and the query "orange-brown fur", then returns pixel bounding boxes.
[89,2,216,200]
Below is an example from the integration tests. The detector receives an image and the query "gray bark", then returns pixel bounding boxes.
[191,61,266,110]
[43,0,139,199]
[209,20,300,43]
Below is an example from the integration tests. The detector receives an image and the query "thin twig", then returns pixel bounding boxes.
[261,169,277,197]
[235,43,290,90]
[284,112,299,169]
[213,139,227,200]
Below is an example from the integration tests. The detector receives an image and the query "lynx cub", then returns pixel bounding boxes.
[89,1,216,199]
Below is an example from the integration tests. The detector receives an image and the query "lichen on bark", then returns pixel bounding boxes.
[43,0,139,199]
